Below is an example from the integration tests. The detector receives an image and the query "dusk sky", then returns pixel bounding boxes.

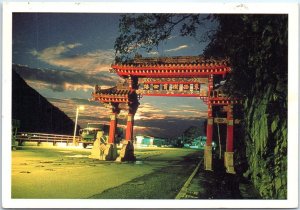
[12,13,214,138]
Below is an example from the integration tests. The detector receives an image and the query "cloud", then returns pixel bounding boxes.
[46,97,207,138]
[26,80,65,92]
[178,105,195,109]
[47,97,110,128]
[30,43,115,73]
[168,110,181,113]
[134,103,165,120]
[133,100,208,123]
[31,42,82,60]
[134,115,206,138]
[63,83,94,92]
[167,35,177,40]
[138,103,162,113]
[13,64,121,92]
[147,51,159,56]
[165,44,189,52]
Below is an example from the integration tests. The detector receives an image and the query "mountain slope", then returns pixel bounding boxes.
[12,69,78,135]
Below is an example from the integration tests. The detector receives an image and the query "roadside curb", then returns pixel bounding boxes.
[175,159,203,199]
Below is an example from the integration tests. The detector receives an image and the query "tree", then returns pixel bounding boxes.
[182,126,202,144]
[204,15,287,99]
[114,14,213,63]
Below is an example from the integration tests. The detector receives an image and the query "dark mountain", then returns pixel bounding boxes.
[12,69,79,135]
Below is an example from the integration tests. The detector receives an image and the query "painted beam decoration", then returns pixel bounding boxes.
[137,83,207,97]
[138,77,208,84]
[137,77,208,97]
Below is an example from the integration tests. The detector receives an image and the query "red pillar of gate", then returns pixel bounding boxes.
[108,112,118,144]
[125,113,134,141]
[206,74,214,146]
[117,111,136,162]
[225,104,235,174]
[226,105,234,152]
[204,75,214,171]
[206,104,213,146]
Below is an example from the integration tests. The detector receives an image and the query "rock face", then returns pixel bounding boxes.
[242,81,287,199]
[12,69,78,135]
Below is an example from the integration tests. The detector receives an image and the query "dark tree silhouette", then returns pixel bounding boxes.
[114,14,213,63]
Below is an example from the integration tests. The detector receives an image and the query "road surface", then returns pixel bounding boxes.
[12,145,199,199]
[11,144,260,199]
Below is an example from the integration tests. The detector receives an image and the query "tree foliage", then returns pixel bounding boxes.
[204,15,288,100]
[114,14,210,63]
[182,126,202,144]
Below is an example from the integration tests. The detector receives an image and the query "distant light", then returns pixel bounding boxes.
[78,105,85,111]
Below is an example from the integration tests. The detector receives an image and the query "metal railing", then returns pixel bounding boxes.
[15,132,81,145]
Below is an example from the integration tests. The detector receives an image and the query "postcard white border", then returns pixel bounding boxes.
[2,1,299,208]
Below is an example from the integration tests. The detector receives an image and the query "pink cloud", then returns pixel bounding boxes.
[31,43,115,74]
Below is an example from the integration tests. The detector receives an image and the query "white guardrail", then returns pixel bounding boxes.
[15,132,81,145]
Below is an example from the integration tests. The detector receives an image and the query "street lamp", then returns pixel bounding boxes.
[73,105,85,146]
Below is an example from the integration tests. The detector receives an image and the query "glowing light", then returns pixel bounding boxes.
[78,105,85,111]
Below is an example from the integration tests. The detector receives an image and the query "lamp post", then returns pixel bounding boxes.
[73,105,84,146]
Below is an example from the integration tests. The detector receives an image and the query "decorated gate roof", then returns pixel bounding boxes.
[92,55,240,107]
[111,55,231,78]
[92,85,130,103]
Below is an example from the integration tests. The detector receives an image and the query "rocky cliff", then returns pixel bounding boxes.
[242,80,287,199]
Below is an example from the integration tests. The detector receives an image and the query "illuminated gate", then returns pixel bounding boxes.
[91,55,241,174]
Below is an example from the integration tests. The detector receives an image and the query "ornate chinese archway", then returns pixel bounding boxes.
[91,55,240,173]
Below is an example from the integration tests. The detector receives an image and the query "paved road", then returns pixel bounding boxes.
[11,145,260,199]
[89,149,200,199]
[11,145,200,199]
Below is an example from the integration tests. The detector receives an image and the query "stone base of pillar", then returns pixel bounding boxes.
[104,144,118,160]
[224,152,236,174]
[116,140,136,162]
[204,145,213,171]
[89,138,117,161]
